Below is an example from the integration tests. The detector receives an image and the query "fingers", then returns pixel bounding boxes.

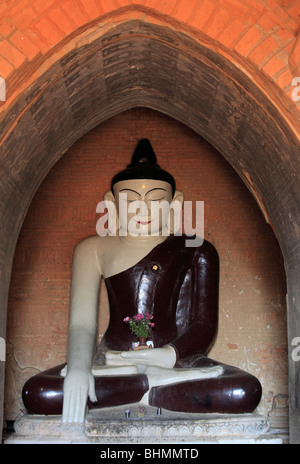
[106,347,176,369]
[62,370,98,423]
[121,350,147,358]
[62,388,71,423]
[88,374,98,403]
[105,350,129,366]
[78,386,88,423]
[120,349,153,364]
[62,377,90,423]
[62,388,86,423]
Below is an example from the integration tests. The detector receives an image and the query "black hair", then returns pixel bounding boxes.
[111,139,176,195]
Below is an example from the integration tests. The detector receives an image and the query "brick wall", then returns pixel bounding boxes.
[5,108,287,421]
[0,0,299,127]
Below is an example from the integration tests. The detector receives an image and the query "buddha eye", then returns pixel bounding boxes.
[145,188,169,202]
[149,197,166,202]
[127,198,143,204]
[120,195,139,203]
[147,194,169,202]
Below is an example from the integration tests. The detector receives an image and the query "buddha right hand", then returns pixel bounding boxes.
[62,368,97,423]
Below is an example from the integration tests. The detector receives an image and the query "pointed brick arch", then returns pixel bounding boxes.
[0,7,300,442]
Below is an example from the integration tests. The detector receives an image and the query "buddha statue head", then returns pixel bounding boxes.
[104,139,183,237]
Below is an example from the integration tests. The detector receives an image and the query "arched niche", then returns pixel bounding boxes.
[0,20,299,440]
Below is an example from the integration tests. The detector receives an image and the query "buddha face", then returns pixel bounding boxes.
[113,179,174,236]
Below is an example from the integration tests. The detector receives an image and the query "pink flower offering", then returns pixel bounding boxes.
[123,313,155,338]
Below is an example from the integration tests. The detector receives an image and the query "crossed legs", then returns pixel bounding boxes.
[22,358,261,417]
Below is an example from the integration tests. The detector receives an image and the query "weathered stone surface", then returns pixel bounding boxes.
[8,406,271,444]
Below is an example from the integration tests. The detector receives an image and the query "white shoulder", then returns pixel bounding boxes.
[73,235,120,275]
[74,235,102,251]
[75,234,119,251]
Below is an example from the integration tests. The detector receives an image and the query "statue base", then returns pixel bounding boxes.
[3,405,287,444]
[133,344,150,350]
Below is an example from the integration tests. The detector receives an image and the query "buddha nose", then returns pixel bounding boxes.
[145,200,152,215]
[136,199,150,217]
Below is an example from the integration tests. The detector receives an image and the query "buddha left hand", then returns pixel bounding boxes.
[105,345,176,369]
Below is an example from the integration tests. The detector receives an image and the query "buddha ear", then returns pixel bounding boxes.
[169,190,184,235]
[104,190,119,234]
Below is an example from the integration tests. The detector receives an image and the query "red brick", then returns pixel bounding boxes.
[48,7,75,36]
[263,0,278,9]
[110,0,132,6]
[0,55,14,78]
[78,0,101,20]
[246,0,266,11]
[217,18,245,48]
[203,8,231,39]
[32,0,60,14]
[10,30,41,60]
[0,19,16,38]
[5,0,28,19]
[0,39,26,67]
[61,0,90,28]
[289,34,300,73]
[285,40,294,57]
[223,0,250,19]
[33,16,64,47]
[262,54,287,77]
[0,2,9,16]
[174,0,198,23]
[273,4,298,27]
[189,0,216,29]
[234,26,263,56]
[11,6,36,30]
[275,28,294,47]
[287,3,300,22]
[25,29,49,54]
[275,68,294,89]
[257,12,280,32]
[287,18,299,35]
[95,0,116,14]
[246,10,263,26]
[248,36,279,67]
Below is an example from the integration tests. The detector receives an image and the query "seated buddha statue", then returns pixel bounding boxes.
[22,139,262,423]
